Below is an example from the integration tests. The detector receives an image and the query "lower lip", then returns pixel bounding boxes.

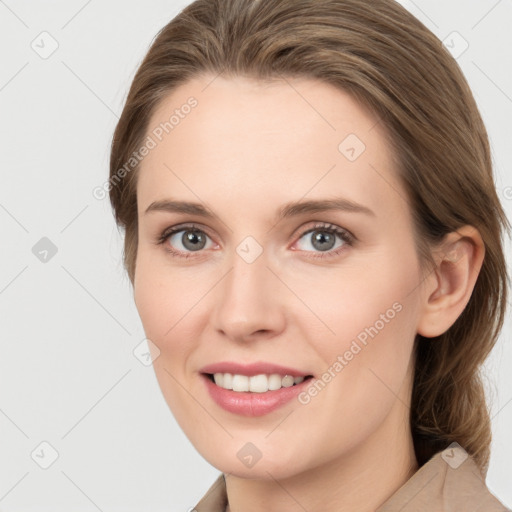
[201,374,313,417]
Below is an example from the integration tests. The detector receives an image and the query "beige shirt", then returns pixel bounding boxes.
[193,449,509,511]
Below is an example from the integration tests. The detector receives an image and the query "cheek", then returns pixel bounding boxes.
[134,250,190,355]
[281,257,420,463]
[133,249,218,376]
[297,246,421,399]
[294,247,420,348]
[133,256,200,417]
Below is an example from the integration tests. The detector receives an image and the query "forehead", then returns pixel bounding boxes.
[137,75,407,223]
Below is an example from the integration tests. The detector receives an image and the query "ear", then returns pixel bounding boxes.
[417,225,485,338]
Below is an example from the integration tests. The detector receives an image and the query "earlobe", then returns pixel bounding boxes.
[417,225,485,338]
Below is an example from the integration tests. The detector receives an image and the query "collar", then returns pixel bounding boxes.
[193,447,507,511]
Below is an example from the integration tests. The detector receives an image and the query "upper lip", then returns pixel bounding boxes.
[199,361,312,378]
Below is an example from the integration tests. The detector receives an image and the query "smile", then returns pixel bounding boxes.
[201,373,315,417]
[207,372,311,393]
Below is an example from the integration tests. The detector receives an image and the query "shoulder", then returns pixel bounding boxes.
[193,472,227,512]
[377,446,510,512]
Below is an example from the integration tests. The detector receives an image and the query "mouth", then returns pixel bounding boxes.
[202,372,315,393]
[200,371,316,416]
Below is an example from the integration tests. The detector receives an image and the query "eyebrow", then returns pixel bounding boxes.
[144,197,375,221]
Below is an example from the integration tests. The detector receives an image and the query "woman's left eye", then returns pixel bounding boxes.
[156,222,354,260]
[292,223,354,259]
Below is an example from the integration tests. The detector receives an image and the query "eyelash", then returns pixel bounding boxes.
[155,222,355,260]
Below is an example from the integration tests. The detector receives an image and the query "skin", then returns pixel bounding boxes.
[133,74,484,512]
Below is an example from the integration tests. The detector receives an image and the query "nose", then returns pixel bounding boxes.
[210,247,286,343]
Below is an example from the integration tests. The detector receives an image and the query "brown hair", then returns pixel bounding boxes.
[109,0,510,475]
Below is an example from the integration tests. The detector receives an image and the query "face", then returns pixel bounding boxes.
[134,74,425,479]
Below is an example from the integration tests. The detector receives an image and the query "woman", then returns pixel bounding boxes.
[108,0,510,510]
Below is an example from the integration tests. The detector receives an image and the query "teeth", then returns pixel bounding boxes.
[232,374,249,392]
[212,373,306,393]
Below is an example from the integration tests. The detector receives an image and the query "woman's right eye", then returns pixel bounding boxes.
[156,221,355,261]
[157,225,215,258]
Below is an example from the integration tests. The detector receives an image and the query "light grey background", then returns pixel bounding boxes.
[0,0,510,510]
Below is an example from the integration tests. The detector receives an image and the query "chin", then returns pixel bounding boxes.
[197,438,314,481]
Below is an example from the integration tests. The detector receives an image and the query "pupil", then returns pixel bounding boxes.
[313,231,334,251]
[183,230,206,251]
